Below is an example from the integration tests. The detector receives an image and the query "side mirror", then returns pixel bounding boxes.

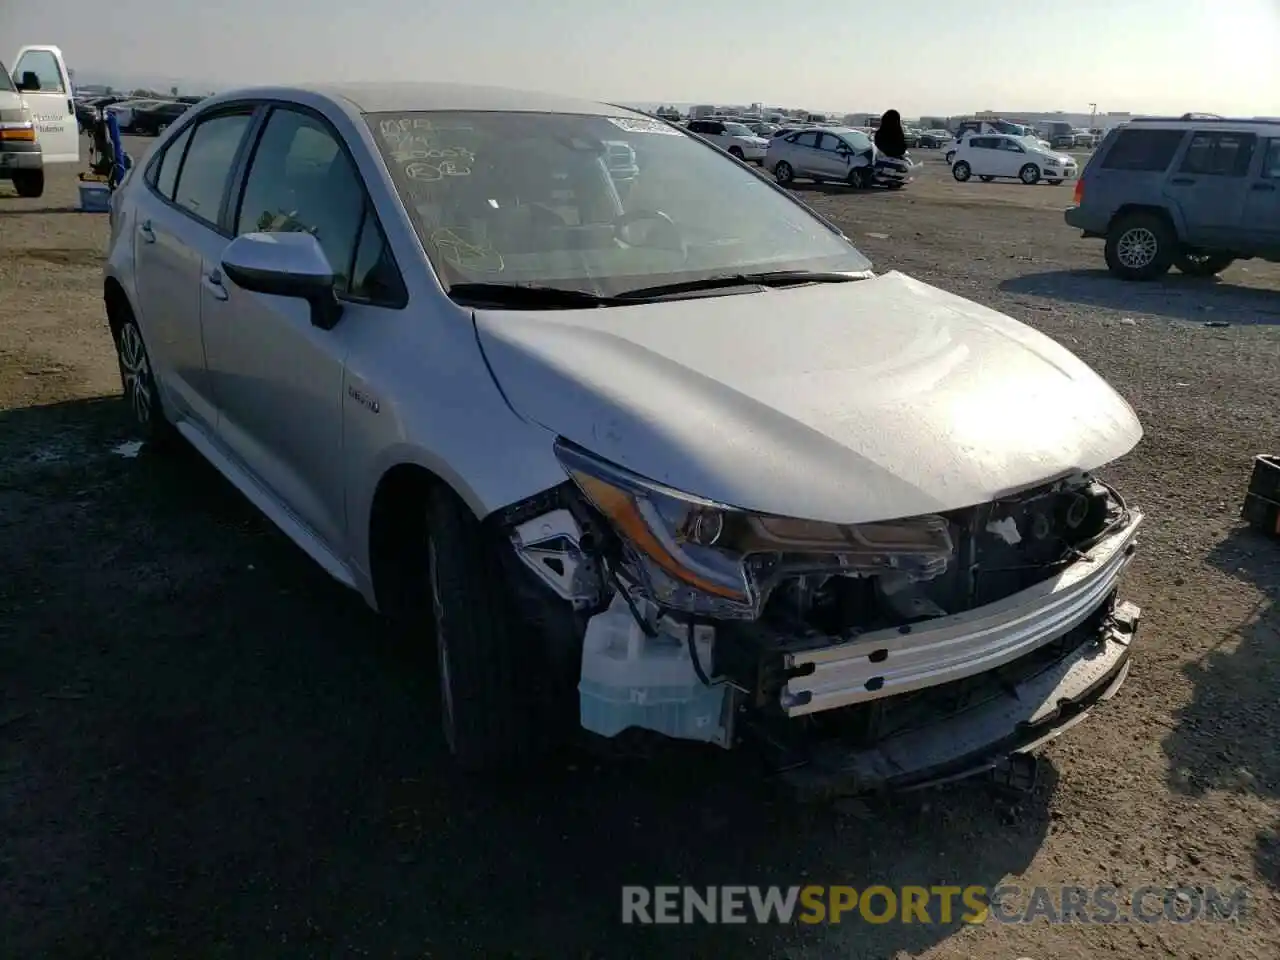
[18,71,41,92]
[220,232,343,330]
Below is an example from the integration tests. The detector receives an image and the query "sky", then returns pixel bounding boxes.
[4,0,1278,116]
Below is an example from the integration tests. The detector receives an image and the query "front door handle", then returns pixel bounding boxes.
[138,220,156,243]
[67,97,74,114]
[1250,182,1277,192]
[203,269,229,301]
[1169,176,1196,186]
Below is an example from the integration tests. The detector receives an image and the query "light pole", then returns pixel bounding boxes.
[1089,103,1098,128]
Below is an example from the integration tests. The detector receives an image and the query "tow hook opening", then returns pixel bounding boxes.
[987,752,1040,797]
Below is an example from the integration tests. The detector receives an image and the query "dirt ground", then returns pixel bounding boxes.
[3,140,1280,959]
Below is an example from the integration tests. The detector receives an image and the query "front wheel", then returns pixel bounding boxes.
[1174,251,1235,277]
[773,160,794,185]
[11,169,43,198]
[847,166,870,189]
[1019,163,1041,185]
[1104,212,1174,281]
[426,486,546,771]
[728,146,744,160]
[952,161,972,182]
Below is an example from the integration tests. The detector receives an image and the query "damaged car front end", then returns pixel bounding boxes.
[496,435,1142,797]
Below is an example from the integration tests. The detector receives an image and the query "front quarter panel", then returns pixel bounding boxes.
[340,298,567,585]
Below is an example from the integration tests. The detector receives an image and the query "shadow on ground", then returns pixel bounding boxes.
[1000,269,1280,326]
[787,182,902,198]
[1,397,1056,958]
[1167,525,1280,890]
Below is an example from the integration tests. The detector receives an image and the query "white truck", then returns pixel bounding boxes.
[2,44,77,196]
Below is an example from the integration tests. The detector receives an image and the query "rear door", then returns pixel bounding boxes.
[132,107,257,430]
[965,137,996,175]
[1163,130,1256,247]
[787,130,823,176]
[12,45,77,163]
[1239,137,1280,252]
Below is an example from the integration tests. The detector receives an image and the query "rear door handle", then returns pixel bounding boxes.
[138,220,155,243]
[1169,176,1196,186]
[203,269,229,301]
[1251,182,1277,192]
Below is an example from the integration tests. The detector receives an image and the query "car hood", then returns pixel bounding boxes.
[473,271,1142,523]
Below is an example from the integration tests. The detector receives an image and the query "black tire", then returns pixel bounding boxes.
[1104,212,1175,281]
[773,160,794,185]
[12,169,43,198]
[728,146,745,160]
[113,314,176,446]
[1019,163,1041,185]
[952,161,972,182]
[1174,250,1235,277]
[979,175,994,182]
[426,485,545,771]
[945,151,956,164]
[847,166,870,189]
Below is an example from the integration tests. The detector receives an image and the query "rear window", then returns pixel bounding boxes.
[1100,129,1186,172]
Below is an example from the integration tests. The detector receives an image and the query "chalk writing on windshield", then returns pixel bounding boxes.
[431,227,504,272]
[605,116,681,135]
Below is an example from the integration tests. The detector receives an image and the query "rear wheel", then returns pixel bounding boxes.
[728,145,745,160]
[945,150,956,164]
[1019,163,1041,185]
[773,160,794,185]
[1174,250,1235,277]
[1104,211,1174,281]
[113,314,176,446]
[11,169,43,198]
[952,161,972,182]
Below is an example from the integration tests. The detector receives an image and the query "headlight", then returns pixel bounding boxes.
[554,439,954,619]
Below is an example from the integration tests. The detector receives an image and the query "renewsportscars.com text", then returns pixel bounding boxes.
[622,884,1248,925]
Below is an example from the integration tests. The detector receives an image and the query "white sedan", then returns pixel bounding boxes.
[950,134,1078,185]
[684,118,769,161]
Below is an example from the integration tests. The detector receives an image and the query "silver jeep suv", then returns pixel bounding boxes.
[1065,115,1280,280]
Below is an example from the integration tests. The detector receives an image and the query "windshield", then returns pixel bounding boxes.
[723,122,754,137]
[368,110,870,297]
[0,60,13,93]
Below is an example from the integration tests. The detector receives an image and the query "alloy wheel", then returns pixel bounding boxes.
[1116,227,1158,270]
[118,323,153,425]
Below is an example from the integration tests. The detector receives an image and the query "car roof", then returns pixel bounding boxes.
[201,82,648,118]
[1126,115,1280,136]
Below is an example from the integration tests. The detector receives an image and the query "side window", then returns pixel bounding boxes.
[970,137,991,150]
[151,124,194,200]
[793,131,821,148]
[1100,129,1186,172]
[818,133,845,152]
[235,108,368,297]
[1262,140,1280,179]
[709,122,725,135]
[1180,132,1256,177]
[172,112,254,226]
[349,205,407,306]
[14,50,64,92]
[999,138,1024,152]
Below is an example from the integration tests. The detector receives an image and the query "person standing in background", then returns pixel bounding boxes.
[874,109,908,159]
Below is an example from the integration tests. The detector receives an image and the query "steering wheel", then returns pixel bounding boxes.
[614,209,688,261]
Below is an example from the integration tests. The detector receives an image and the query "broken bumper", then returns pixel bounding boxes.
[780,511,1143,716]
[780,599,1140,798]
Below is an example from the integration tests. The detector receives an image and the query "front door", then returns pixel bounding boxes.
[202,105,375,552]
[995,137,1028,177]
[1163,130,1256,248]
[1238,138,1280,253]
[12,45,77,163]
[814,132,853,179]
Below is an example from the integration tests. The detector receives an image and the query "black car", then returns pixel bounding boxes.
[130,101,190,136]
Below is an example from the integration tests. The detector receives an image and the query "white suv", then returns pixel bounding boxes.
[951,134,1078,185]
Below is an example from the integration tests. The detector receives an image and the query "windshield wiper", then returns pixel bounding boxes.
[447,282,629,309]
[616,270,868,300]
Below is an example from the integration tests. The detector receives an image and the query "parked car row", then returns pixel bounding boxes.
[74,93,205,136]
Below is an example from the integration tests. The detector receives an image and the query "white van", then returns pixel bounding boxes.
[0,53,42,196]
[11,45,78,165]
